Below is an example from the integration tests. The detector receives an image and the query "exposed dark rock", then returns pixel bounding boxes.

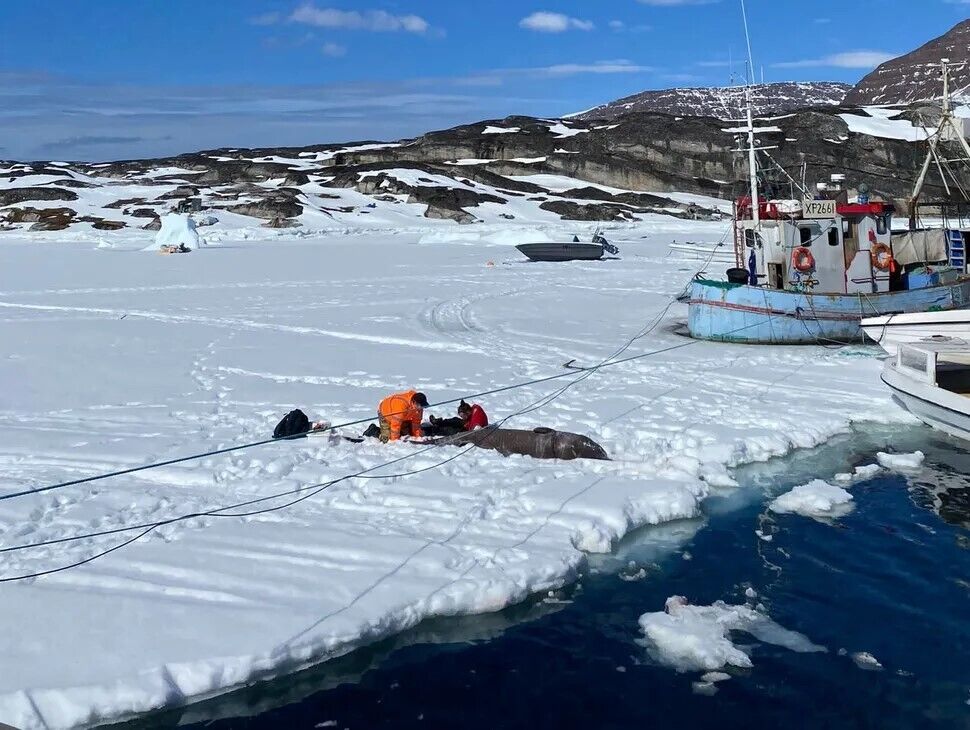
[104,197,147,209]
[26,208,75,230]
[4,206,76,224]
[227,196,303,220]
[539,200,638,222]
[95,220,126,230]
[43,178,97,188]
[155,185,199,201]
[128,207,159,219]
[283,171,311,186]
[143,218,162,231]
[0,187,78,205]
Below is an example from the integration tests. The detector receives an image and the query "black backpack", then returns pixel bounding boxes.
[274,409,310,439]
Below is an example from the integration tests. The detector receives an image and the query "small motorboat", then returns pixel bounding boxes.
[517,234,619,262]
[881,340,970,441]
[862,309,970,355]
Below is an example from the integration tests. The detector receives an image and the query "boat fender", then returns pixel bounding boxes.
[792,247,815,273]
[871,242,893,271]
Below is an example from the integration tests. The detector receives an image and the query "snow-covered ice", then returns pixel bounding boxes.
[152,214,203,251]
[768,480,855,519]
[0,213,912,729]
[833,463,882,483]
[638,595,824,673]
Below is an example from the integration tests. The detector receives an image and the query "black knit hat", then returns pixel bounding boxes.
[458,399,471,413]
[412,392,429,408]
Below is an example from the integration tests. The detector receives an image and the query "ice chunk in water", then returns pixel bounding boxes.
[639,595,825,673]
[769,480,854,519]
[876,451,925,471]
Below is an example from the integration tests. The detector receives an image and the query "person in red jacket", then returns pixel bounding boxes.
[458,400,488,430]
[428,399,489,437]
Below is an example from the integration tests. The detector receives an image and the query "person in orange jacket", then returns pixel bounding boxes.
[378,390,429,442]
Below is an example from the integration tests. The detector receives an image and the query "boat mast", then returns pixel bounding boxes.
[740,0,760,227]
[909,58,970,229]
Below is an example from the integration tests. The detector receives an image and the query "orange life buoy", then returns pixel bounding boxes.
[792,246,815,273]
[871,242,893,271]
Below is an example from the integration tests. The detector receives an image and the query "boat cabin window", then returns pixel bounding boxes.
[828,226,839,246]
[744,230,763,248]
[799,227,813,245]
[876,215,889,236]
[900,348,929,374]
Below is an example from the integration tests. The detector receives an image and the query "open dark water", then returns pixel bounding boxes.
[119,426,970,730]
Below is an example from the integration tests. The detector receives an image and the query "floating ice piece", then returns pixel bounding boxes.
[638,595,824,673]
[768,480,854,519]
[833,463,882,483]
[692,681,718,696]
[851,651,883,671]
[876,451,925,471]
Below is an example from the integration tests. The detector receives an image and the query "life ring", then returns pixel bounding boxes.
[792,246,815,273]
[871,242,893,271]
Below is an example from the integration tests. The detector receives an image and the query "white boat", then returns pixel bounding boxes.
[862,309,970,355]
[881,340,970,441]
[666,240,735,264]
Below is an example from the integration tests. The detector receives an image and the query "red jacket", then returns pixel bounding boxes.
[464,404,488,431]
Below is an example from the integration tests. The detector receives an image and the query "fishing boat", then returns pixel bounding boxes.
[882,340,970,441]
[687,58,970,345]
[517,234,619,262]
[862,309,970,355]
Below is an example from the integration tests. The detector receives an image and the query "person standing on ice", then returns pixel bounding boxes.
[378,390,429,442]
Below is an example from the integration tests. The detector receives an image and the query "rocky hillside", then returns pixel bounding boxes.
[571,82,851,121]
[0,106,955,234]
[846,20,970,106]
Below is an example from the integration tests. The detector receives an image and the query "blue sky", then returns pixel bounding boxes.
[1,0,966,161]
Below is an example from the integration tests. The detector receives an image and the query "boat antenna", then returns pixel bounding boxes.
[740,0,760,227]
[909,57,970,229]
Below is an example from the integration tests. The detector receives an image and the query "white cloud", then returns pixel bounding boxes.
[773,50,895,69]
[290,4,430,33]
[519,11,594,33]
[608,19,652,33]
[321,42,347,57]
[536,60,651,76]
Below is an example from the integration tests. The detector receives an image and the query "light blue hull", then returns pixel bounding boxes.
[687,279,970,344]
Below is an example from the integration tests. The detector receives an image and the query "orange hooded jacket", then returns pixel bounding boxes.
[378,390,424,441]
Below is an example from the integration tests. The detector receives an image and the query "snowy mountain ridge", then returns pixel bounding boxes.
[570,82,852,121]
[0,104,953,239]
[846,19,970,106]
